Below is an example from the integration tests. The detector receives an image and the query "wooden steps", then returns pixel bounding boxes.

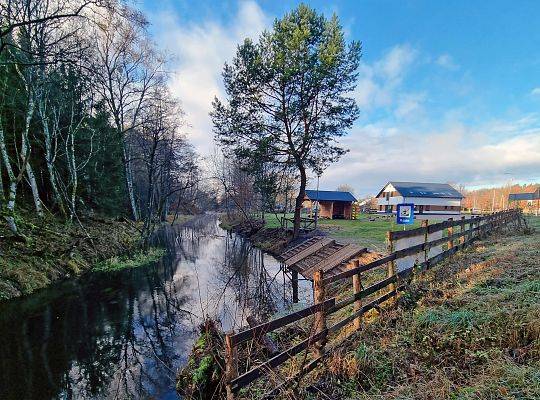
[280,237,372,281]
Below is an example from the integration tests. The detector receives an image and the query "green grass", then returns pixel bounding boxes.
[309,225,540,400]
[264,213,421,251]
[92,247,165,272]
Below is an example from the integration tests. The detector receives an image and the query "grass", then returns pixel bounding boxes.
[242,216,540,399]
[92,247,165,272]
[311,223,540,400]
[0,210,142,300]
[264,213,421,251]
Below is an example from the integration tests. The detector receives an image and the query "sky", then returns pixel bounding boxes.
[140,0,540,197]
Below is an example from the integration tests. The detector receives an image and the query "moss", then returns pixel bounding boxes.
[176,320,225,399]
[92,247,165,272]
[0,211,143,301]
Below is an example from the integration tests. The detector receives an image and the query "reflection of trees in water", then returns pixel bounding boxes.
[213,232,290,330]
[0,214,295,400]
[0,255,194,400]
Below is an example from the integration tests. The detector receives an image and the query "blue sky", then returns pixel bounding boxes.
[141,0,540,196]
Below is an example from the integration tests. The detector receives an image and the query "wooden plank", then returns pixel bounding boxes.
[230,297,336,346]
[232,286,401,393]
[280,236,322,260]
[327,274,398,315]
[284,238,334,266]
[230,326,329,392]
[304,244,364,276]
[313,270,326,357]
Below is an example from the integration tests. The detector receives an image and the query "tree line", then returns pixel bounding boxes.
[0,0,202,241]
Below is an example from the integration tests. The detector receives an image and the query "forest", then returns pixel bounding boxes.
[0,0,206,243]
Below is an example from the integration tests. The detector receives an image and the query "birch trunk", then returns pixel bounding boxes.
[20,96,44,217]
[122,142,139,220]
[65,128,77,220]
[38,99,65,215]
[0,116,18,233]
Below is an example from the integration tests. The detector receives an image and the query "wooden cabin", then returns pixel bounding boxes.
[376,181,463,220]
[303,190,357,219]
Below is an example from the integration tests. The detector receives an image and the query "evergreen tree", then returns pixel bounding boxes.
[212,4,361,237]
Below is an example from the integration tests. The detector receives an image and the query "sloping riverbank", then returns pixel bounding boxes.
[0,212,174,301]
[219,215,295,255]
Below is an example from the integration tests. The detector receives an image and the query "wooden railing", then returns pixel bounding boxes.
[280,216,315,231]
[224,209,523,399]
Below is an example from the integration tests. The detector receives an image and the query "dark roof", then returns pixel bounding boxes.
[305,190,357,202]
[378,182,464,199]
[509,192,539,201]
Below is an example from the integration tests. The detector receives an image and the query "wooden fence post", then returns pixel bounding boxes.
[292,270,299,303]
[386,231,397,295]
[422,220,429,267]
[460,216,465,246]
[225,333,238,400]
[349,260,362,330]
[447,218,454,250]
[313,270,327,357]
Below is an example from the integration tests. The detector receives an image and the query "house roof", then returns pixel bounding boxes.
[305,190,357,202]
[509,191,540,201]
[377,182,464,199]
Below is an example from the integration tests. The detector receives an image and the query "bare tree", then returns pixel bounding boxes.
[92,6,165,221]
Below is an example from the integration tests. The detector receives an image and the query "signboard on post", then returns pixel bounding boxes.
[396,203,415,225]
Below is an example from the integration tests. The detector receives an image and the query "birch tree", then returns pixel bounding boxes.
[92,7,165,221]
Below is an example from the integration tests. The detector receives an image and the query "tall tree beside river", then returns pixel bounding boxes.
[0,0,201,240]
[212,4,361,237]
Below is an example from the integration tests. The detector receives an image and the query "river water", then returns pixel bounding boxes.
[0,214,311,400]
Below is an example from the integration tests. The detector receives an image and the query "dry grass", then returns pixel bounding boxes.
[243,222,540,399]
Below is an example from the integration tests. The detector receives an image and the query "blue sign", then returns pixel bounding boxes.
[396,203,415,224]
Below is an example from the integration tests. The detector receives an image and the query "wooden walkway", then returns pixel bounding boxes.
[280,236,380,280]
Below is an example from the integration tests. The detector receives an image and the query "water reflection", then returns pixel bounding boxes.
[0,214,311,400]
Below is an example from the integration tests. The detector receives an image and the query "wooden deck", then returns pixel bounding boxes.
[280,236,381,280]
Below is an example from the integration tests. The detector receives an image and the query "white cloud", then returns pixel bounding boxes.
[531,87,540,96]
[436,53,459,70]
[146,4,538,195]
[353,44,418,111]
[320,116,540,196]
[147,1,270,153]
[395,92,426,119]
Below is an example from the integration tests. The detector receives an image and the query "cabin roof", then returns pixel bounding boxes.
[377,182,464,199]
[305,190,357,202]
[509,191,540,201]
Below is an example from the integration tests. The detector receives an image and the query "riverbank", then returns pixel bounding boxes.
[0,212,192,301]
[244,218,540,399]
[219,214,294,255]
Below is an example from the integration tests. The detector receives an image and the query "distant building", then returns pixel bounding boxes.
[376,181,464,219]
[509,188,540,215]
[303,190,357,219]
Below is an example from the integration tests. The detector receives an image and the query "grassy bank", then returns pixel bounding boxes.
[264,213,421,251]
[255,219,539,399]
[0,211,165,301]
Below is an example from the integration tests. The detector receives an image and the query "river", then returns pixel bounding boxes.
[0,214,311,400]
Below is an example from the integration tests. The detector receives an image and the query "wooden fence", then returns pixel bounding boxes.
[224,209,523,399]
[280,216,315,231]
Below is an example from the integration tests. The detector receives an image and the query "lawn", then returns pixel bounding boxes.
[264,213,421,252]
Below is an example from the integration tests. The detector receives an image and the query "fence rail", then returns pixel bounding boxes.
[280,217,315,231]
[224,209,523,399]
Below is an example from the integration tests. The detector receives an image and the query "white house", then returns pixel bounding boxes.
[376,181,463,219]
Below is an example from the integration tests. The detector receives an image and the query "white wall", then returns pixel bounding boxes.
[377,196,461,207]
